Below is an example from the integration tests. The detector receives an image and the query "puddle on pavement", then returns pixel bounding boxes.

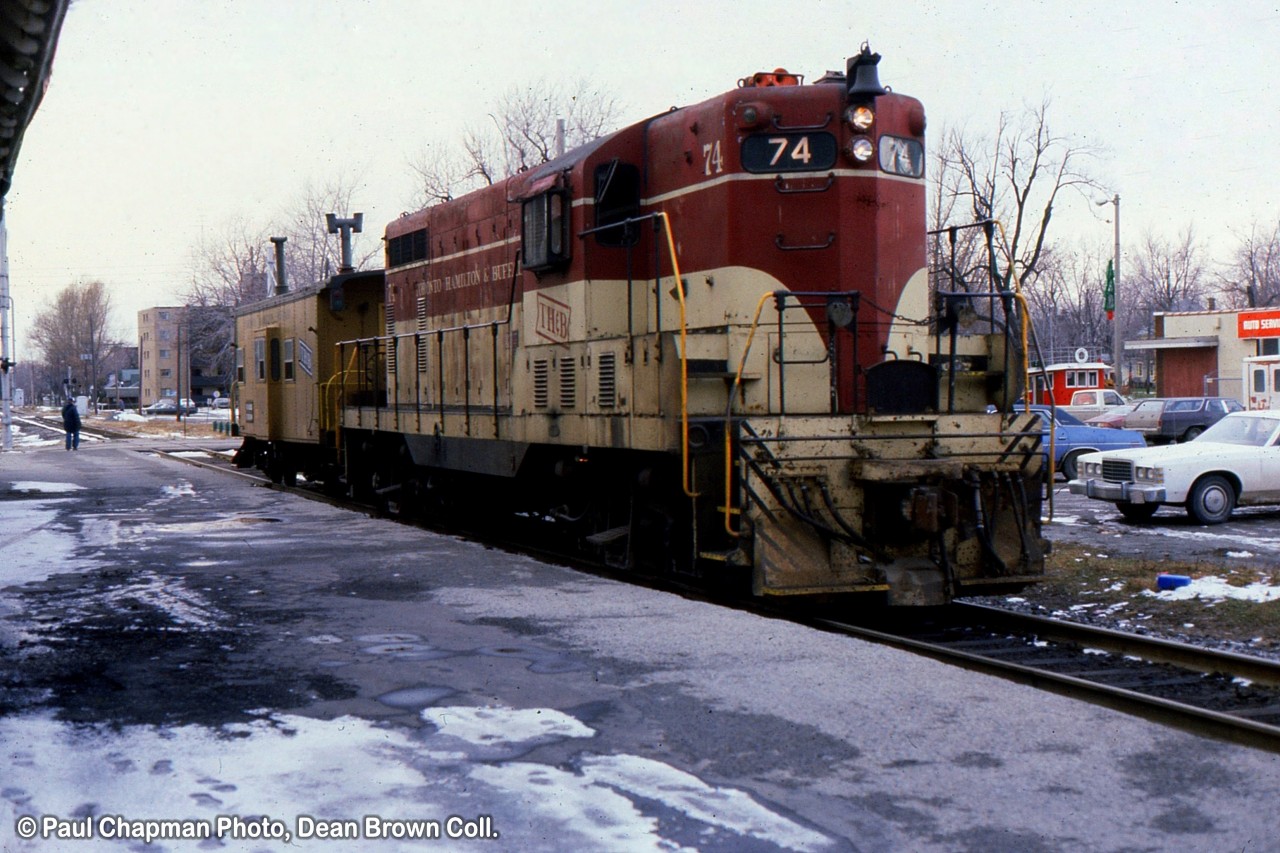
[376,686,456,709]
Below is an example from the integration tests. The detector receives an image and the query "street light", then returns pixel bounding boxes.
[1097,194,1121,387]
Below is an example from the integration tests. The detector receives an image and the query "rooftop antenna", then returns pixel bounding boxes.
[326,213,363,274]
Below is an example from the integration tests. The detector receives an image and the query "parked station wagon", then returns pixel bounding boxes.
[1120,396,1243,443]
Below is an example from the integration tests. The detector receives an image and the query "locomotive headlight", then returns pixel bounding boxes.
[846,136,875,162]
[845,104,875,131]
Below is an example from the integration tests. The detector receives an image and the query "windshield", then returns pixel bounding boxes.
[1049,408,1086,426]
[1196,414,1280,446]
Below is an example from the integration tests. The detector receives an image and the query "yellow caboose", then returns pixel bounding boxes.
[233,269,384,485]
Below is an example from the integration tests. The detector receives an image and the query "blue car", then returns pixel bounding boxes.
[1021,404,1146,480]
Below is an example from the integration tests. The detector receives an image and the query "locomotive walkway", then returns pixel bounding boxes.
[1,437,1278,851]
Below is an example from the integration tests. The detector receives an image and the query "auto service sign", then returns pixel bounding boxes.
[1237,309,1280,338]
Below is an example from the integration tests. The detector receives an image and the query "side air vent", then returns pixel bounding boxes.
[415,296,428,374]
[598,351,617,408]
[560,358,577,409]
[533,359,550,408]
[385,305,396,372]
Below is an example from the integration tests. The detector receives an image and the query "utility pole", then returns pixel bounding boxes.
[1098,194,1121,387]
[1111,195,1122,388]
[1,208,13,452]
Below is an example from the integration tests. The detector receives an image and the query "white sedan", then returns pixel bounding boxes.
[1068,410,1280,524]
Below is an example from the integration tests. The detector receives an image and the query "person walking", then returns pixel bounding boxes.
[61,399,81,451]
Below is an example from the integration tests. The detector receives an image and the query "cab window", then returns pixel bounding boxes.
[522,190,569,271]
[593,160,640,247]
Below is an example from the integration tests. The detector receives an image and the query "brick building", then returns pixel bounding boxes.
[138,307,228,406]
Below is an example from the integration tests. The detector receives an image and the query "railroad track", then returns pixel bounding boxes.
[806,602,1280,754]
[152,446,1280,754]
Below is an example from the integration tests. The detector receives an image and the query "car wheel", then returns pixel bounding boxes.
[1186,474,1235,525]
[1117,501,1159,522]
[1061,450,1085,481]
[1182,425,1204,442]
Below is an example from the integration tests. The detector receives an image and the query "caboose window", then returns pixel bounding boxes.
[283,338,295,381]
[878,135,924,178]
[741,132,837,173]
[254,338,265,381]
[522,190,569,271]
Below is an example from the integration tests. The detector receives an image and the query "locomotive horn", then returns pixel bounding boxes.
[326,212,364,274]
[846,43,886,99]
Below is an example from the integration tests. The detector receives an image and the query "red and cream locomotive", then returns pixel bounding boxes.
[235,46,1047,605]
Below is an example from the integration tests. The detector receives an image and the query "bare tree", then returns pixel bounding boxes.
[184,177,379,388]
[1218,220,1280,308]
[1127,227,1210,332]
[936,100,1102,304]
[275,176,380,287]
[1021,242,1114,363]
[407,79,623,208]
[28,280,119,403]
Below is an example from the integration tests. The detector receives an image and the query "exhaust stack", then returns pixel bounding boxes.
[270,236,287,295]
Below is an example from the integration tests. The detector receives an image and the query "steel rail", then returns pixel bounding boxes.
[954,601,1280,687]
[801,610,1280,755]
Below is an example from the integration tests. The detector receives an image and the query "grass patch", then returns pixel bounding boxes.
[87,415,227,439]
[1012,541,1280,654]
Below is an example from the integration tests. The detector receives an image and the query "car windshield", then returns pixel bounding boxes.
[1049,408,1086,426]
[1196,414,1280,446]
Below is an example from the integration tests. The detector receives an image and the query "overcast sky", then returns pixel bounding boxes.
[5,0,1279,347]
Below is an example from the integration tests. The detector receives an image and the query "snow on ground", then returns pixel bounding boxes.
[0,702,831,852]
[7,482,85,494]
[1144,576,1280,603]
[0,490,831,851]
[9,419,63,449]
[0,499,93,586]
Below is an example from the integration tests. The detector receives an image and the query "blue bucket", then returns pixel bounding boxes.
[1157,574,1192,590]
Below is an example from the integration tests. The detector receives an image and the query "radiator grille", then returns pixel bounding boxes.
[415,297,428,374]
[533,359,549,408]
[385,305,396,372]
[560,358,577,409]
[1102,459,1133,483]
[598,352,617,408]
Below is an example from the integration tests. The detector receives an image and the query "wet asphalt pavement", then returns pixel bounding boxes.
[1046,477,1280,563]
[1,439,1278,852]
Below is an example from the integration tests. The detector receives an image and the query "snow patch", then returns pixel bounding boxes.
[423,704,596,745]
[1144,575,1280,603]
[8,481,85,494]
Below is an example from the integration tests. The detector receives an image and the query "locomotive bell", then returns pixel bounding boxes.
[846,43,886,99]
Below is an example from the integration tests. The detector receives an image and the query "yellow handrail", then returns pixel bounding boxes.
[722,291,777,536]
[655,212,698,499]
[319,344,364,452]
